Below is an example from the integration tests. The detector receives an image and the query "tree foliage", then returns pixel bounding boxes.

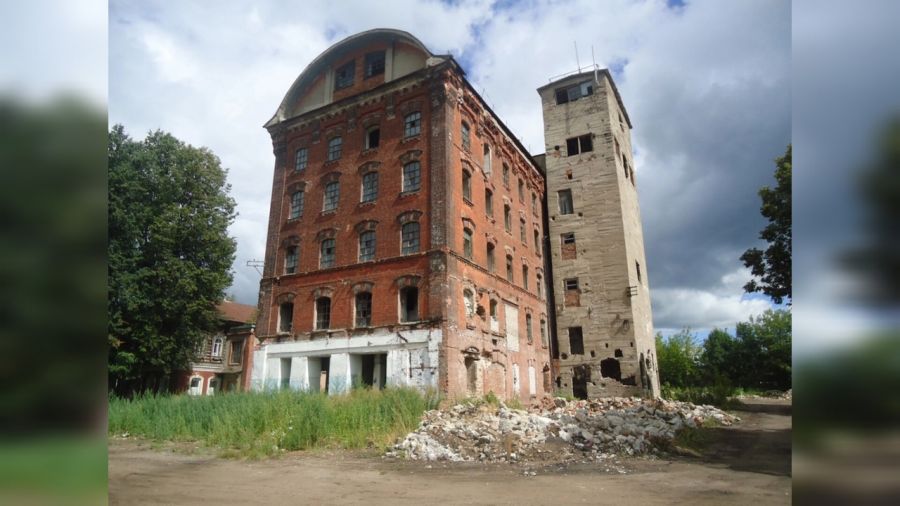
[742,145,792,304]
[108,125,236,394]
[655,329,701,387]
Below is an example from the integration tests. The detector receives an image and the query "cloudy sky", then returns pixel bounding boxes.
[108,0,791,337]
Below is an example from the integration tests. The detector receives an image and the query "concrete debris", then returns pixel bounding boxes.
[387,397,739,464]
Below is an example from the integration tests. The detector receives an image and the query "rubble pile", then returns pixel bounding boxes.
[388,397,739,464]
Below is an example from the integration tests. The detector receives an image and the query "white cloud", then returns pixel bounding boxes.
[109,0,790,336]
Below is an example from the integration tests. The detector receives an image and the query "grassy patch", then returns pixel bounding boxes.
[109,387,439,458]
[661,384,742,409]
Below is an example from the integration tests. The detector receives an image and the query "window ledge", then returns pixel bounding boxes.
[361,147,379,156]
[358,200,376,207]
[399,189,420,197]
[401,134,421,144]
[320,209,337,217]
[323,159,340,167]
[287,217,302,224]
[463,197,473,207]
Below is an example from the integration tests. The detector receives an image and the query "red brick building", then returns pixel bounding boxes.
[251,29,551,400]
[177,300,257,395]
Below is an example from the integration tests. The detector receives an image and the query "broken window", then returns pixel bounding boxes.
[355,292,372,327]
[284,246,298,274]
[483,144,492,174]
[504,204,511,232]
[315,297,331,330]
[279,303,293,333]
[572,364,590,400]
[402,161,421,192]
[399,287,419,322]
[334,60,354,90]
[463,288,475,318]
[294,147,308,171]
[540,319,547,348]
[561,232,577,260]
[361,172,378,203]
[327,136,342,161]
[558,189,574,215]
[526,314,533,344]
[323,181,340,212]
[463,228,473,260]
[614,348,623,358]
[404,111,421,138]
[518,178,525,202]
[462,170,472,201]
[568,327,584,355]
[565,278,579,290]
[555,80,593,105]
[365,127,380,150]
[502,163,510,188]
[536,273,543,298]
[520,218,527,243]
[229,340,243,365]
[364,51,385,78]
[461,121,470,151]
[359,231,376,262]
[522,265,529,290]
[601,357,622,381]
[486,243,495,272]
[320,238,335,268]
[506,254,514,283]
[401,222,419,254]
[485,189,493,217]
[566,134,593,156]
[290,190,304,219]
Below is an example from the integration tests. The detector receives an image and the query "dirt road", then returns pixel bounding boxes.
[109,399,791,505]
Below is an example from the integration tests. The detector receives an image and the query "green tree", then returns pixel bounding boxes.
[741,145,792,304]
[699,328,738,384]
[108,125,236,395]
[655,329,701,387]
[733,309,792,390]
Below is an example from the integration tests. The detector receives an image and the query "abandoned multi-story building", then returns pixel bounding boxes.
[250,28,659,400]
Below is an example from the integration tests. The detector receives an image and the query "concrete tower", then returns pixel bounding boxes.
[537,69,660,399]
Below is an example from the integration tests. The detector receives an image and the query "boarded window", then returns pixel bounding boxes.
[561,232,577,259]
[505,303,519,352]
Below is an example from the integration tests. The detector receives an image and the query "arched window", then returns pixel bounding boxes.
[462,170,472,201]
[536,273,543,299]
[486,243,495,272]
[315,297,331,330]
[463,289,475,318]
[290,190,304,219]
[402,161,421,192]
[401,222,420,254]
[361,172,378,203]
[327,136,342,161]
[504,204,511,232]
[365,126,380,150]
[320,238,336,268]
[399,287,419,322]
[404,111,421,137]
[506,254,514,282]
[522,265,529,290]
[483,144,492,174]
[211,336,223,357]
[502,163,510,187]
[294,148,308,171]
[355,292,372,327]
[485,189,493,216]
[526,314,533,344]
[540,319,548,348]
[284,245,298,274]
[463,228,473,260]
[278,303,293,333]
[461,121,471,151]
[359,230,376,262]
[323,181,340,212]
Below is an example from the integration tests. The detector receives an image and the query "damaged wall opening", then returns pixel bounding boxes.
[573,364,591,400]
[360,353,387,389]
[400,287,419,322]
[600,357,622,381]
[568,326,584,355]
[464,356,478,395]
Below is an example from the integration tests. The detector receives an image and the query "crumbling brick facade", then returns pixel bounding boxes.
[252,29,550,401]
[537,70,661,398]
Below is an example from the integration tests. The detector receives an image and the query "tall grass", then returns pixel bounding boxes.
[109,387,439,458]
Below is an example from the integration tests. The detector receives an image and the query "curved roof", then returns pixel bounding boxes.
[265,28,433,128]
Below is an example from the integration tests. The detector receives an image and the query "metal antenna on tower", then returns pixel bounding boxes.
[246,259,264,276]
[574,41,581,72]
[592,45,599,83]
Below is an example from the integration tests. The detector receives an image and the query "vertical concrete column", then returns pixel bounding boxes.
[328,353,351,394]
[289,356,308,391]
[250,346,267,391]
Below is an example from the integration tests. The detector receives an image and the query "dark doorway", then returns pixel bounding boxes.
[573,364,591,400]
[361,353,387,389]
[320,356,331,393]
[464,356,478,395]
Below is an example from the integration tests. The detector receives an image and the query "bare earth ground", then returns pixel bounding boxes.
[108,398,791,505]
